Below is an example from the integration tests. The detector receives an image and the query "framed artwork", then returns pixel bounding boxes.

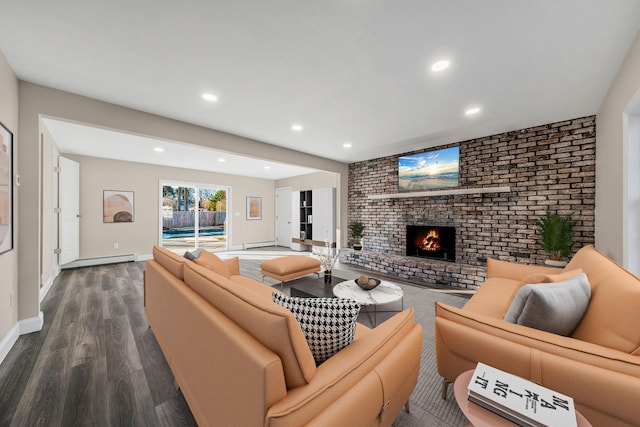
[104,190,134,223]
[246,196,262,220]
[0,121,13,255]
[398,146,460,192]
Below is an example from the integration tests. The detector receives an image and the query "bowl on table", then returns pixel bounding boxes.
[356,275,381,290]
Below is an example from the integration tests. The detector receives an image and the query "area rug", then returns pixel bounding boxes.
[235,252,469,426]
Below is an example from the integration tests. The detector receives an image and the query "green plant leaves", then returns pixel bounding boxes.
[536,211,577,260]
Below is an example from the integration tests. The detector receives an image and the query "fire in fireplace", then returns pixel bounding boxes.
[406,225,456,262]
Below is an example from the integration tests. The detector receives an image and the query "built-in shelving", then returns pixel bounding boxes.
[299,190,313,240]
[367,186,511,200]
[291,188,336,252]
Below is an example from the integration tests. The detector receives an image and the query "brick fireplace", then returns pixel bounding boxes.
[406,225,455,262]
[342,115,596,288]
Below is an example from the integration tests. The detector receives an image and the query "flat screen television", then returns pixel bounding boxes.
[398,146,460,192]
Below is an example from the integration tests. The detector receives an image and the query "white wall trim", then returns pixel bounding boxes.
[19,311,44,335]
[0,323,20,366]
[40,275,56,303]
[136,253,153,261]
[61,254,136,269]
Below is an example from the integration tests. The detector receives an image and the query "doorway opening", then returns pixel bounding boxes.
[626,109,640,275]
[160,181,229,254]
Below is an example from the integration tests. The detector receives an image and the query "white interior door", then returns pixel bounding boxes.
[59,156,80,264]
[276,187,292,248]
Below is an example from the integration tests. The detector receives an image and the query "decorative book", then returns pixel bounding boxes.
[467,363,577,427]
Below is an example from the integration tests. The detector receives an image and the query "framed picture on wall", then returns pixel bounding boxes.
[0,121,13,255]
[246,196,262,220]
[104,190,135,223]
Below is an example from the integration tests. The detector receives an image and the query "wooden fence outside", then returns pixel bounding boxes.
[163,211,226,229]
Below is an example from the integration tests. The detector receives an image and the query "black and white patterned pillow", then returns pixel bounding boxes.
[272,292,360,365]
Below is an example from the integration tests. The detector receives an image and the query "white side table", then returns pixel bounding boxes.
[333,280,404,326]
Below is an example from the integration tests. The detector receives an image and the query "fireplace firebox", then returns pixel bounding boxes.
[406,225,456,262]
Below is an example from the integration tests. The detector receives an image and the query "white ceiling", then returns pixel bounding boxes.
[2,1,640,177]
[40,118,318,179]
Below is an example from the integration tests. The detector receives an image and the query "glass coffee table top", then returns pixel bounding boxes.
[289,275,347,299]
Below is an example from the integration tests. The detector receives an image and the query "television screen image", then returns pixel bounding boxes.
[398,146,459,192]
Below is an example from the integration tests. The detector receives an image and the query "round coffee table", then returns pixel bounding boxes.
[332,280,403,326]
[454,370,591,427]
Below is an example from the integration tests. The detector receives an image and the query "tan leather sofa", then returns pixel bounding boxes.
[435,245,640,427]
[144,246,423,427]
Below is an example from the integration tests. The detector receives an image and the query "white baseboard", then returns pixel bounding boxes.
[19,311,44,335]
[0,312,45,364]
[61,254,136,269]
[40,275,56,303]
[136,253,153,261]
[0,323,20,365]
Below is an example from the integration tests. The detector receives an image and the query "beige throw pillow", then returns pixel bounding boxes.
[194,250,231,279]
[520,268,584,285]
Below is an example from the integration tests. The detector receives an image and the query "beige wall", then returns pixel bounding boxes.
[0,50,18,344]
[596,31,640,263]
[65,154,277,257]
[18,81,348,326]
[276,171,338,191]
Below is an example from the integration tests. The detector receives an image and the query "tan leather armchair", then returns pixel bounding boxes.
[435,245,640,427]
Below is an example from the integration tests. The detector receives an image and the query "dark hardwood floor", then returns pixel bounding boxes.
[0,262,196,427]
[0,252,469,427]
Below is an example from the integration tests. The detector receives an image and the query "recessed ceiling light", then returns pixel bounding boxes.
[291,124,303,132]
[202,93,218,102]
[465,107,481,116]
[153,147,164,152]
[264,165,271,170]
[431,60,450,72]
[343,143,352,148]
[218,158,226,162]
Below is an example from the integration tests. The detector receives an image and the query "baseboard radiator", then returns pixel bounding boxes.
[241,241,276,250]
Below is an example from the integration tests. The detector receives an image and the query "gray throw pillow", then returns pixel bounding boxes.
[183,248,202,261]
[504,273,591,336]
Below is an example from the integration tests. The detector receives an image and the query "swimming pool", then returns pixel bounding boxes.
[162,227,225,239]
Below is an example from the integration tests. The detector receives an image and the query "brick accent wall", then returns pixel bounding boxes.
[342,115,596,288]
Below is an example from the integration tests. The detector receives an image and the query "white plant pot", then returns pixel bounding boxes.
[544,259,568,267]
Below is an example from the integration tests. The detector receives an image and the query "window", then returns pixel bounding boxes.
[160,182,229,253]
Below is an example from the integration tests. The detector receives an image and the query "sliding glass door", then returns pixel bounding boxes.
[160,182,228,254]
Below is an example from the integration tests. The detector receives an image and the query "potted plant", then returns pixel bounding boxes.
[536,211,577,266]
[350,221,365,251]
